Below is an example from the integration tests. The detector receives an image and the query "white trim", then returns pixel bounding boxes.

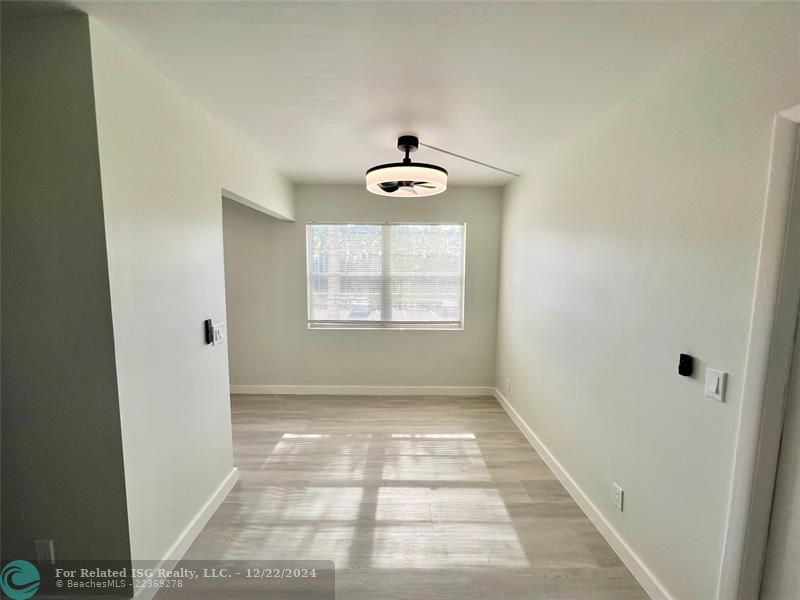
[492,388,670,600]
[308,320,464,331]
[222,188,294,222]
[134,468,239,600]
[718,106,800,600]
[230,385,494,397]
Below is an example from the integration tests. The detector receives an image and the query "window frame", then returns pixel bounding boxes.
[305,221,467,331]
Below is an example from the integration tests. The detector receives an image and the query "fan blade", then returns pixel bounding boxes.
[414,183,435,189]
[379,182,399,193]
[399,185,418,195]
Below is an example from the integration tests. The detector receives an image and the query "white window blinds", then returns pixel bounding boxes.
[307,223,465,329]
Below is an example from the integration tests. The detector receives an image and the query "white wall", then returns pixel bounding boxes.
[88,19,293,562]
[223,184,501,390]
[760,143,800,600]
[762,315,800,599]
[494,3,800,599]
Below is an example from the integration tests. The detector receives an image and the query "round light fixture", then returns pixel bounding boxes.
[366,135,447,197]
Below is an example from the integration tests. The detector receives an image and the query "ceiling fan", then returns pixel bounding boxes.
[365,135,519,198]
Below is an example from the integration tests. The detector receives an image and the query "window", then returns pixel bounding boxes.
[307,223,466,330]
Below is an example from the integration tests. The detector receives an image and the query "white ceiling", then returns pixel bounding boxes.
[77,1,743,185]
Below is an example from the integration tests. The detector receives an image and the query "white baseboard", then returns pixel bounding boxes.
[134,468,239,600]
[492,388,671,600]
[230,384,495,397]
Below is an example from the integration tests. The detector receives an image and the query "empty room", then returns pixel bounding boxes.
[2,1,799,599]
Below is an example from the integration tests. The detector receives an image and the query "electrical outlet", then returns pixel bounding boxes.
[506,378,512,394]
[612,483,624,512]
[212,322,225,346]
[35,539,55,564]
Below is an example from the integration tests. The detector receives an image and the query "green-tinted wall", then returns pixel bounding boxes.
[1,2,131,562]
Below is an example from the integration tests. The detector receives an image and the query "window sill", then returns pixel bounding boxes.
[308,322,463,331]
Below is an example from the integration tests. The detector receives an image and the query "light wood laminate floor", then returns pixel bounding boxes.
[181,395,648,599]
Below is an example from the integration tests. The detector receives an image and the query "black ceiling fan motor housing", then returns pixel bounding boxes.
[397,135,419,154]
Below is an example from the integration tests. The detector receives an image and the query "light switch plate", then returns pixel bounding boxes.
[212,322,225,346]
[705,368,726,402]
